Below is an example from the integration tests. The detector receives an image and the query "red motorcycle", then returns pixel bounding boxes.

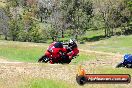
[38,39,79,64]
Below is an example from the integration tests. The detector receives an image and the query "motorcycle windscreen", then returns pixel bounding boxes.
[54,42,63,48]
[124,55,132,63]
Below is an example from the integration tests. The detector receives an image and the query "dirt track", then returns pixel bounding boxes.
[0,50,131,88]
[0,59,78,88]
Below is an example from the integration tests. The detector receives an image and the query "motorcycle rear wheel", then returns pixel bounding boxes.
[61,55,71,64]
[126,64,132,68]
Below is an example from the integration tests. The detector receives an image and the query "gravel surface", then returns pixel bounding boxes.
[0,50,131,88]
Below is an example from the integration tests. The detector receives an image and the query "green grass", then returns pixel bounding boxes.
[0,37,132,88]
[72,52,98,64]
[88,65,132,74]
[88,35,132,54]
[0,40,97,63]
[20,78,76,88]
[78,29,104,42]
[79,29,132,54]
[85,29,104,38]
[0,40,48,62]
[1,34,132,63]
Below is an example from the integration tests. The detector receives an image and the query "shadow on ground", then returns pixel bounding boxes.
[81,35,111,42]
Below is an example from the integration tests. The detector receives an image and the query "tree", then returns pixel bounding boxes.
[19,2,42,42]
[113,0,131,33]
[0,8,9,40]
[6,0,20,41]
[126,0,132,31]
[9,19,20,41]
[98,0,112,37]
[98,0,131,37]
[61,0,93,40]
[36,0,93,41]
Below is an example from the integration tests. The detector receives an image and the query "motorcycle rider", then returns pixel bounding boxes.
[38,39,79,63]
[63,39,79,60]
[49,39,77,62]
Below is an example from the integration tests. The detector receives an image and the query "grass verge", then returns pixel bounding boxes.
[0,40,97,63]
[0,40,48,62]
[80,35,132,54]
[20,78,76,88]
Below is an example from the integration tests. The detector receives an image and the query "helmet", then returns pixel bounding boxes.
[70,39,73,43]
[69,39,76,43]
[68,39,77,49]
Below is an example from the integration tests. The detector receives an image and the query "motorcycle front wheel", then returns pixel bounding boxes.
[116,62,124,68]
[38,55,50,63]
